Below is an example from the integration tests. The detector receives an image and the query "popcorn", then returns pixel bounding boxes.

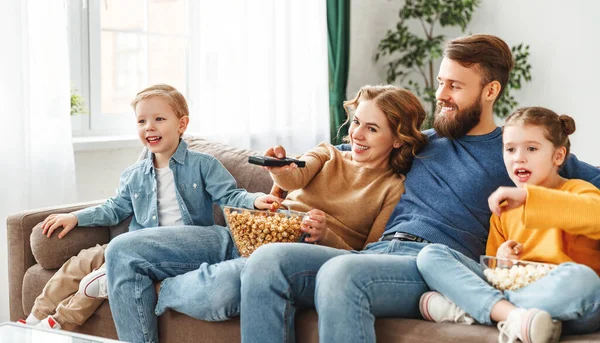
[482,259,556,291]
[224,207,305,257]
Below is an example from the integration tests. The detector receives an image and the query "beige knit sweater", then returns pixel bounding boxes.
[272,142,405,250]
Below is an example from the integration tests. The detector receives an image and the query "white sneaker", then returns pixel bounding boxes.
[79,266,108,299]
[419,291,475,324]
[36,316,61,330]
[498,308,561,343]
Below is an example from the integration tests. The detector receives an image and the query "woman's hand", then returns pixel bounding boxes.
[41,213,78,239]
[301,209,328,243]
[496,240,523,260]
[488,186,527,217]
[254,194,284,211]
[262,145,298,174]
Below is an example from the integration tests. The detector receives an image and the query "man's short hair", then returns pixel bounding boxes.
[444,35,514,101]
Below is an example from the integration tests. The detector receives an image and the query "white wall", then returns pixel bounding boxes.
[349,0,600,165]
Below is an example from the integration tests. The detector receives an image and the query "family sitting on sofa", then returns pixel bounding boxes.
[21,34,600,343]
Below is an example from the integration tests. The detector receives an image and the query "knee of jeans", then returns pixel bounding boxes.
[416,243,450,272]
[316,256,359,298]
[241,243,286,284]
[553,263,600,294]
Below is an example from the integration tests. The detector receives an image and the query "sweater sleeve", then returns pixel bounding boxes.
[270,144,329,191]
[485,214,506,256]
[523,182,600,239]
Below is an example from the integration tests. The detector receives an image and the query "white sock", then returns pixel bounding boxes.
[25,313,41,325]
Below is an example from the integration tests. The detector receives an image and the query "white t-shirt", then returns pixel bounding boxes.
[155,166,183,227]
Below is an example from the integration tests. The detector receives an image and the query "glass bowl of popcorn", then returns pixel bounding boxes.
[480,256,556,291]
[223,206,307,257]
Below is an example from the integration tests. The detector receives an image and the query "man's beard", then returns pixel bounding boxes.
[433,96,482,139]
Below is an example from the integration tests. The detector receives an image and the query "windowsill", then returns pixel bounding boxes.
[72,135,142,152]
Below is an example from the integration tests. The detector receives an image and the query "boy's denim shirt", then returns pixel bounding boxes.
[75,139,261,231]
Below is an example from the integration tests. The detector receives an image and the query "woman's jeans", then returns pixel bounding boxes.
[240,240,430,343]
[416,244,600,335]
[105,225,245,343]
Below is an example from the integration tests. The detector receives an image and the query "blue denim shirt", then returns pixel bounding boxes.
[75,140,260,231]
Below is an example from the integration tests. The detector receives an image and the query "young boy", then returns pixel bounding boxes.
[20,84,279,330]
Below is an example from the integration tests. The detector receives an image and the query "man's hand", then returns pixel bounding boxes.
[488,186,527,217]
[301,209,328,243]
[41,213,78,239]
[254,194,283,211]
[496,240,523,260]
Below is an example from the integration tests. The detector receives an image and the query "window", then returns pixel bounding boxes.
[69,0,189,137]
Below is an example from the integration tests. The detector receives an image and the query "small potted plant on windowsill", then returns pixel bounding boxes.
[70,85,87,133]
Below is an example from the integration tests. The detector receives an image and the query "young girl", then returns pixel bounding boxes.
[416,107,600,343]
[19,84,279,330]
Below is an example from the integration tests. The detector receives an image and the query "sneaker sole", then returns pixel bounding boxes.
[522,309,562,343]
[419,291,438,322]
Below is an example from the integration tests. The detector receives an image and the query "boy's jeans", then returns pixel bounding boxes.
[416,244,600,334]
[105,225,244,343]
[240,240,430,343]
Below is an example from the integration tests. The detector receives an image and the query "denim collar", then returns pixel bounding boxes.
[143,139,188,174]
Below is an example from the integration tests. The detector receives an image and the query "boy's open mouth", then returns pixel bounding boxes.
[147,136,162,145]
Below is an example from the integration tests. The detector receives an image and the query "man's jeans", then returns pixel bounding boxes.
[105,225,245,343]
[240,240,430,343]
[416,244,600,334]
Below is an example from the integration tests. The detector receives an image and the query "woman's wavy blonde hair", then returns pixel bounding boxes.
[342,85,427,174]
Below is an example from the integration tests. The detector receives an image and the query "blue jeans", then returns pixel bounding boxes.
[416,244,600,334]
[105,225,245,343]
[240,240,430,343]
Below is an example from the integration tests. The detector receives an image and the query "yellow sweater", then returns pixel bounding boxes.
[272,142,405,250]
[486,179,600,276]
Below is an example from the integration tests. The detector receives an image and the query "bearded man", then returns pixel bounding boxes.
[239,35,600,343]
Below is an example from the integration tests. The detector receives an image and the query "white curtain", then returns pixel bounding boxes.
[0,0,75,321]
[186,0,330,155]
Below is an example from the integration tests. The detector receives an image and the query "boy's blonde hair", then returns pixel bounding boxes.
[131,84,189,119]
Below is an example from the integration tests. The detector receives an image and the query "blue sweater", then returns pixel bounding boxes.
[340,127,600,260]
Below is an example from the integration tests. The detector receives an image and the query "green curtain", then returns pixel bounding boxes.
[327,0,350,145]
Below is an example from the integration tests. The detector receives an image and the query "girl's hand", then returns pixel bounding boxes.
[262,145,298,175]
[41,213,78,239]
[488,186,527,217]
[254,194,283,211]
[496,240,523,260]
[301,209,328,243]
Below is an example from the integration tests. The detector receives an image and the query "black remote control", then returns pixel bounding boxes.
[248,156,306,168]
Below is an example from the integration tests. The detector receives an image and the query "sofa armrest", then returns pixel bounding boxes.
[6,201,103,321]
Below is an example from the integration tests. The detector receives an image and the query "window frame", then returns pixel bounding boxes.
[68,0,191,138]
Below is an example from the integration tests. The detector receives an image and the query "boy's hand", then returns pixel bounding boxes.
[488,186,527,217]
[41,213,78,239]
[254,194,283,211]
[262,145,298,174]
[301,209,328,243]
[496,240,523,260]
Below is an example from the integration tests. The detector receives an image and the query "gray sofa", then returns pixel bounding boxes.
[7,136,600,342]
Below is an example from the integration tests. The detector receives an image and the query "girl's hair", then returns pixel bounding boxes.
[342,85,427,174]
[504,106,576,162]
[131,84,189,119]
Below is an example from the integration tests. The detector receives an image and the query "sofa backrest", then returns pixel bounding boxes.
[110,136,274,238]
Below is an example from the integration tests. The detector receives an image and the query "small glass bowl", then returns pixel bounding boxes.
[479,255,556,291]
[223,206,307,257]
